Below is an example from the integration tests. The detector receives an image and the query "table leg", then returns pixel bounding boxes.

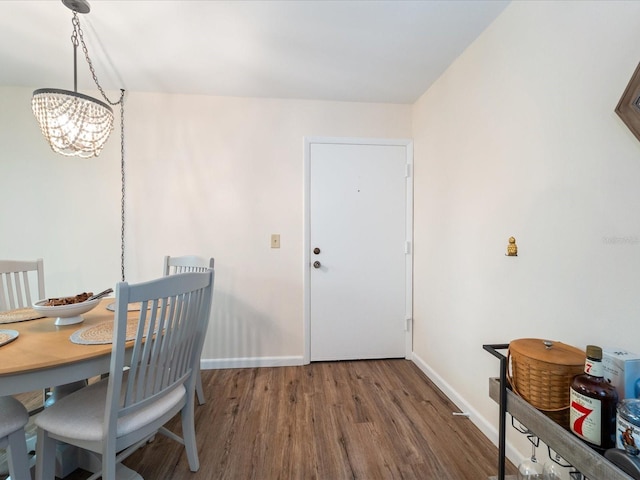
[44,381,88,408]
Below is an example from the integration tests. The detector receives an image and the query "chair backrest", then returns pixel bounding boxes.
[105,270,214,440]
[163,255,215,276]
[0,258,45,311]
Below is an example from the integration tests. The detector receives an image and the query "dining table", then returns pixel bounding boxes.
[0,298,142,480]
[0,298,120,397]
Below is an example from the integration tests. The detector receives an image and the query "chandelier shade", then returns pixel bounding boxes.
[32,88,114,158]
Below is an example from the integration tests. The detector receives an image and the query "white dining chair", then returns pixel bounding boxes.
[0,259,45,311]
[0,396,31,480]
[34,270,215,480]
[163,255,215,275]
[163,255,214,405]
[0,259,48,418]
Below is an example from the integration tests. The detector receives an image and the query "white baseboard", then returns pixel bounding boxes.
[201,356,304,370]
[411,352,524,468]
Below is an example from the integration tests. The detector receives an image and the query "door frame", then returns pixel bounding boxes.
[303,136,414,364]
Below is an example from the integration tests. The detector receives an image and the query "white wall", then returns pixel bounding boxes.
[7,0,640,470]
[412,0,640,468]
[0,87,411,366]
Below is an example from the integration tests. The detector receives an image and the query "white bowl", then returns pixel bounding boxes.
[33,297,101,326]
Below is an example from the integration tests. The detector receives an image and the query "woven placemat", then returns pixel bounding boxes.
[70,319,152,345]
[0,329,18,346]
[0,308,46,324]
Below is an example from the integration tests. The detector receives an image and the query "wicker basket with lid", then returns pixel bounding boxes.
[508,338,585,428]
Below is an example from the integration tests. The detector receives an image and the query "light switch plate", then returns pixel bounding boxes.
[271,234,280,248]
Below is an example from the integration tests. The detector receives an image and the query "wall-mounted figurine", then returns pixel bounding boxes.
[506,236,518,256]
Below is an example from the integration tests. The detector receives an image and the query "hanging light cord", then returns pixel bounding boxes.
[72,11,127,281]
[119,101,125,283]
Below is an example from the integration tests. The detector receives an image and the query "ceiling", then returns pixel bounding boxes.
[0,0,509,104]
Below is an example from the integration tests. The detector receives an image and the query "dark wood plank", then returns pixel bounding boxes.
[2,360,516,479]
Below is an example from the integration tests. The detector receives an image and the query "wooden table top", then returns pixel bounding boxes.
[0,298,116,376]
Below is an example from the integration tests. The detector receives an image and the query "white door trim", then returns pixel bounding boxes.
[303,136,414,364]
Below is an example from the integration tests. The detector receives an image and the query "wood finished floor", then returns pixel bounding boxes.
[6,360,516,480]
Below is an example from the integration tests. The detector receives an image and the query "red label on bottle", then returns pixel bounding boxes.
[570,388,602,446]
[571,401,593,435]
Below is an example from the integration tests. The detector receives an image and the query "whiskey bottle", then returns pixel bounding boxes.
[570,345,619,451]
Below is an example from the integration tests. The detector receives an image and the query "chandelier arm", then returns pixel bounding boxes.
[72,33,78,92]
[73,11,122,107]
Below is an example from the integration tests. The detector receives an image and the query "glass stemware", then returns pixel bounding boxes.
[518,440,544,479]
[543,460,563,480]
[543,448,572,480]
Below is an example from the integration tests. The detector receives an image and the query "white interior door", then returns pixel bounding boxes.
[304,138,412,362]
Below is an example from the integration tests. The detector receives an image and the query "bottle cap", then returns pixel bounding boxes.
[586,345,602,360]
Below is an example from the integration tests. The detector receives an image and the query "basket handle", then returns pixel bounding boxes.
[506,349,516,392]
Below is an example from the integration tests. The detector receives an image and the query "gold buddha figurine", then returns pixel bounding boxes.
[507,236,517,256]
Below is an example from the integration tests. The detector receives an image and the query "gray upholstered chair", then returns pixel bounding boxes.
[163,255,214,405]
[34,270,215,480]
[0,396,31,480]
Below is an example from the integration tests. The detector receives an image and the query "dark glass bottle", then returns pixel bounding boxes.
[570,345,619,451]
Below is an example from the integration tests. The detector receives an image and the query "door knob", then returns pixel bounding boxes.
[313,247,321,255]
[313,261,321,269]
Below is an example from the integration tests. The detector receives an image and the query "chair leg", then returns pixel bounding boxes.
[196,369,205,405]
[102,438,118,480]
[35,428,56,480]
[6,429,30,480]
[181,400,199,471]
